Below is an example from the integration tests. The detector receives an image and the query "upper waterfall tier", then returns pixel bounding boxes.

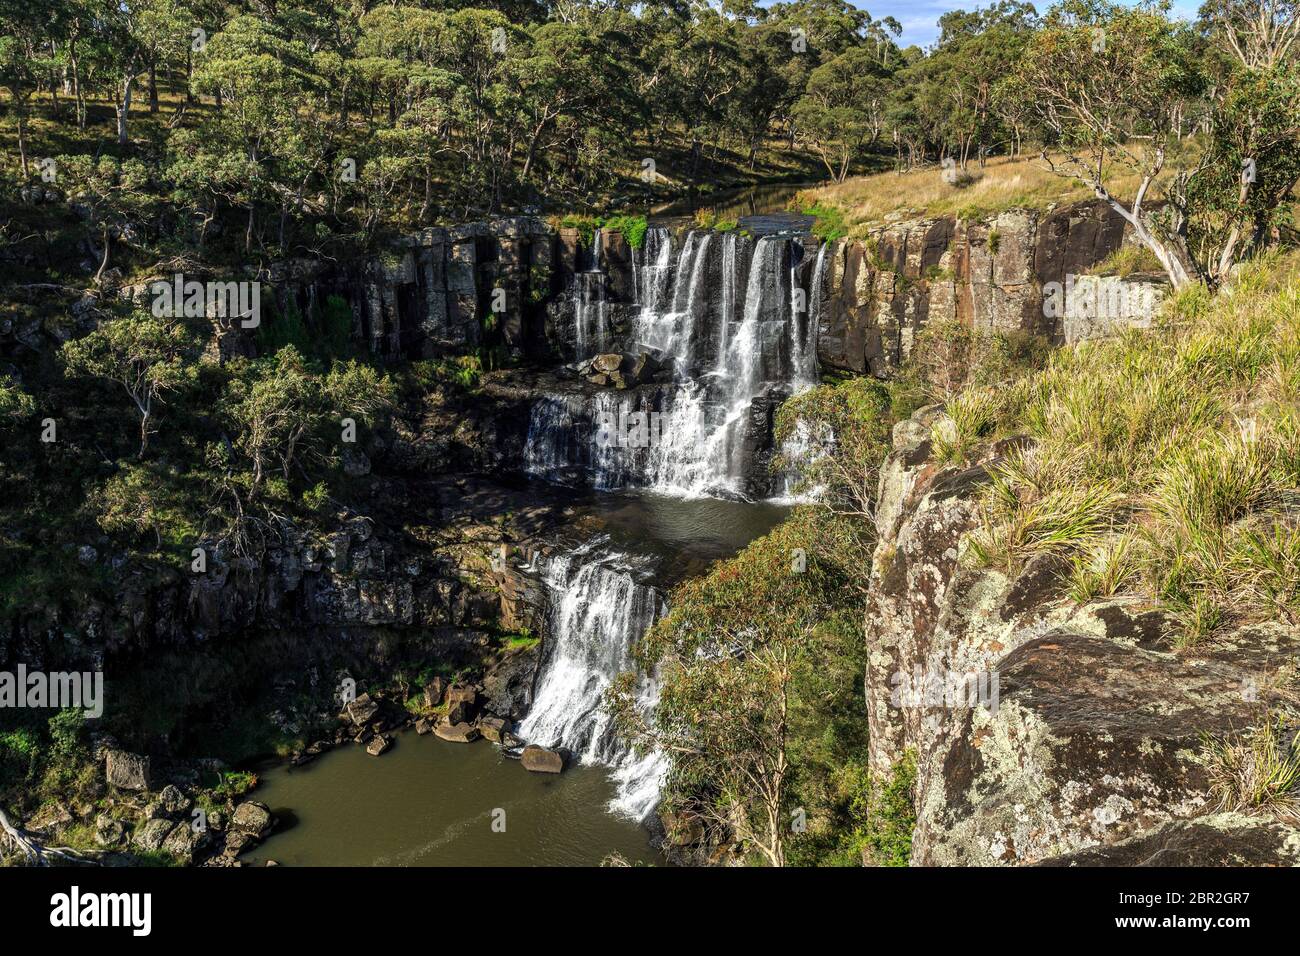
[523,227,828,499]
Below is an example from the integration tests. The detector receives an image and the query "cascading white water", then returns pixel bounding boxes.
[574,228,609,357]
[518,539,667,821]
[793,243,827,391]
[526,229,825,498]
[634,227,674,319]
[519,229,830,828]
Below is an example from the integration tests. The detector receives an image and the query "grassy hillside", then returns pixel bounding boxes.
[933,252,1300,645]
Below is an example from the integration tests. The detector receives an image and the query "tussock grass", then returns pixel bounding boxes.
[1205,715,1300,823]
[966,444,1124,574]
[1087,243,1165,277]
[937,252,1300,643]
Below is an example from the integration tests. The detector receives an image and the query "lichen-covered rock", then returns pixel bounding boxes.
[1038,813,1300,866]
[161,822,210,865]
[105,749,152,791]
[866,406,1300,866]
[230,801,274,838]
[132,818,174,852]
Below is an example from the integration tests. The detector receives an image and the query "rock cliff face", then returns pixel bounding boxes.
[814,201,1166,376]
[108,203,1161,381]
[864,407,1300,866]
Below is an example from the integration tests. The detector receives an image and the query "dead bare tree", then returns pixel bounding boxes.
[0,807,99,866]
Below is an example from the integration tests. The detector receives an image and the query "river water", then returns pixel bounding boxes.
[241,492,788,866]
[243,729,663,866]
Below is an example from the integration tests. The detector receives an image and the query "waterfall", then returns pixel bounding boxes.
[529,229,824,499]
[519,539,667,821]
[517,232,832,827]
[571,228,609,357]
[634,227,674,317]
[793,243,827,391]
[574,272,609,357]
[715,231,739,377]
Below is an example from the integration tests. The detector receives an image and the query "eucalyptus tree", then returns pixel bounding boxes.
[0,0,57,175]
[61,310,200,458]
[793,44,892,181]
[191,14,330,251]
[1018,0,1300,289]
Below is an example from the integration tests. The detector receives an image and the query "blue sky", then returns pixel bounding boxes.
[864,0,1204,48]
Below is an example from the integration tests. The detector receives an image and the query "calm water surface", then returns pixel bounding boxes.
[243,730,663,867]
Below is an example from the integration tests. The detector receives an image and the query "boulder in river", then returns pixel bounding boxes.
[415,717,434,735]
[230,801,274,838]
[366,734,392,756]
[342,692,380,727]
[435,721,481,743]
[477,715,510,743]
[520,744,564,774]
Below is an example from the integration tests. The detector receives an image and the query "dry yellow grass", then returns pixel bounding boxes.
[799,155,1152,236]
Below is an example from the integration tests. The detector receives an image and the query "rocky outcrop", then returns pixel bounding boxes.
[864,406,1300,866]
[816,201,1163,375]
[114,217,559,364]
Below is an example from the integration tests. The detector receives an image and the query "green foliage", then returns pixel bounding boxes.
[799,201,848,242]
[212,770,258,801]
[614,502,879,866]
[859,752,917,866]
[601,214,648,249]
[61,311,200,457]
[0,728,42,789]
[0,375,34,421]
[220,346,395,495]
[258,294,356,362]
[557,214,599,247]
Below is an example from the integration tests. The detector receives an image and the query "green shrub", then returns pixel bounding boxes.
[860,752,917,867]
[601,214,648,249]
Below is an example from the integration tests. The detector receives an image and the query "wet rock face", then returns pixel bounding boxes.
[817,201,1149,376]
[866,407,1300,866]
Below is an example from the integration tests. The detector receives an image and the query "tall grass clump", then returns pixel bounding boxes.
[1204,715,1300,823]
[944,252,1300,643]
